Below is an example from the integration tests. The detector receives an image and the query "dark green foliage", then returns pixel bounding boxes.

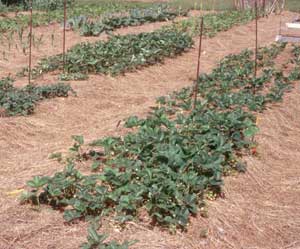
[288,45,300,81]
[24,42,294,229]
[1,0,74,10]
[195,43,289,112]
[0,1,156,32]
[1,0,24,5]
[24,10,256,79]
[30,29,193,77]
[25,0,74,11]
[0,78,75,116]
[81,223,134,249]
[173,10,255,37]
[291,44,300,65]
[257,43,287,67]
[23,42,300,248]
[77,5,187,37]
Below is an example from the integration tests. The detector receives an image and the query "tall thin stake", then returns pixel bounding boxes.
[63,0,67,72]
[193,17,204,110]
[254,0,258,82]
[28,0,33,85]
[279,14,282,35]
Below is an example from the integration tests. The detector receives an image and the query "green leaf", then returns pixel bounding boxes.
[63,210,82,222]
[243,126,259,137]
[27,176,48,189]
[72,135,84,145]
[91,161,101,171]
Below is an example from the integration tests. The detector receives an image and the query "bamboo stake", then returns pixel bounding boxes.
[193,17,204,110]
[63,0,67,72]
[28,0,33,85]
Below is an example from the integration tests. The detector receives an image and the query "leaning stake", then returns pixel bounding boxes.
[28,0,33,85]
[63,0,67,72]
[193,16,204,110]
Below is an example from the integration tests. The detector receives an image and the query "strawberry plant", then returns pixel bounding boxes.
[0,1,156,33]
[24,43,297,248]
[81,223,134,249]
[0,77,75,116]
[291,44,300,65]
[257,43,286,67]
[173,10,255,37]
[77,5,187,37]
[23,0,74,11]
[30,29,193,78]
[287,45,300,81]
[23,9,258,80]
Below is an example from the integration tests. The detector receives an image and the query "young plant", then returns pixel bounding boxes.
[0,78,75,116]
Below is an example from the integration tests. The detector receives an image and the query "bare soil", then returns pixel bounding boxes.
[0,11,299,249]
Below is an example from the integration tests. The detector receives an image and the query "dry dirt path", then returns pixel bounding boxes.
[0,11,299,249]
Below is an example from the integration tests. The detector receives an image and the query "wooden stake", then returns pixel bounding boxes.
[63,0,67,72]
[28,0,33,85]
[254,0,258,81]
[193,17,204,110]
[279,14,282,35]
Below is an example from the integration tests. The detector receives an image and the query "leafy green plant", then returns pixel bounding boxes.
[0,78,75,116]
[257,42,287,67]
[173,10,255,37]
[23,0,74,11]
[81,224,134,249]
[0,2,160,33]
[59,72,89,81]
[24,42,298,248]
[289,45,300,81]
[76,5,187,37]
[30,29,193,77]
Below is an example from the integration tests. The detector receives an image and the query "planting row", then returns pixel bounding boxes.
[28,28,193,78]
[25,10,256,80]
[0,10,257,118]
[0,5,186,61]
[0,78,75,116]
[175,10,255,37]
[72,5,187,37]
[0,1,155,33]
[23,43,300,248]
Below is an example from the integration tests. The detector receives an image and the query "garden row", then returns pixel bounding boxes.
[175,10,255,37]
[28,10,255,80]
[0,1,154,32]
[71,5,187,37]
[29,28,193,78]
[0,4,183,57]
[0,78,74,116]
[23,42,300,248]
[0,10,258,117]
[0,10,256,117]
[1,0,74,11]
